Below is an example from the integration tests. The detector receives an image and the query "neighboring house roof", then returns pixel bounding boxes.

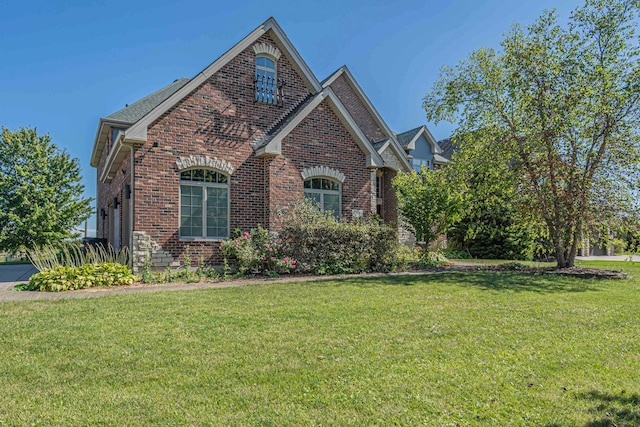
[396,126,422,149]
[437,138,458,160]
[395,125,444,158]
[323,66,411,172]
[105,78,190,124]
[434,154,449,164]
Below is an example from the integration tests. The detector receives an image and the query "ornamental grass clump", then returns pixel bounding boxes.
[22,241,136,292]
[28,242,130,272]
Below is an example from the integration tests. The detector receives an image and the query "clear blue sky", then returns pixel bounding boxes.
[0,0,584,235]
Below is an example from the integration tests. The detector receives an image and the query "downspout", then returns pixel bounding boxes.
[122,141,136,269]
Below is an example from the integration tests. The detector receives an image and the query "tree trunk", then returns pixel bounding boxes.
[555,231,579,268]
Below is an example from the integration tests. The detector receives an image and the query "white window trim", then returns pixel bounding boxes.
[179,170,230,240]
[303,177,342,218]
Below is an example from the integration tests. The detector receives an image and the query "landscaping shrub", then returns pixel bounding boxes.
[416,248,450,268]
[394,245,420,271]
[220,226,296,275]
[442,248,470,259]
[448,203,534,260]
[280,201,398,274]
[27,263,136,292]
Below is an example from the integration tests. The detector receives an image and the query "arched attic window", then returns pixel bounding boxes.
[180,168,229,239]
[253,43,282,105]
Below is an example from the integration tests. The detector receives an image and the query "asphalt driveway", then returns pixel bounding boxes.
[0,263,38,291]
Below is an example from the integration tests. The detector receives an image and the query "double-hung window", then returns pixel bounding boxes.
[304,177,341,218]
[180,169,229,239]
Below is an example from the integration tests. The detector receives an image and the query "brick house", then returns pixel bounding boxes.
[90,17,446,271]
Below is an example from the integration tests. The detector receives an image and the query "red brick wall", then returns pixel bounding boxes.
[97,32,378,266]
[132,33,315,265]
[267,99,372,230]
[96,132,131,249]
[329,74,387,143]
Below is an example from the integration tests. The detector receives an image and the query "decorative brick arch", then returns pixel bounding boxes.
[300,166,345,183]
[175,155,234,175]
[252,43,282,61]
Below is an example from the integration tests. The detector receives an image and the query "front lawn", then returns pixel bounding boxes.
[1,261,639,426]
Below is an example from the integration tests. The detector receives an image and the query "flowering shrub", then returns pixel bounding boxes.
[280,201,398,274]
[220,226,297,275]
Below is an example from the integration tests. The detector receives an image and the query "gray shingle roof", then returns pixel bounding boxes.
[372,138,389,151]
[105,78,190,124]
[252,92,317,150]
[437,138,458,160]
[395,126,423,148]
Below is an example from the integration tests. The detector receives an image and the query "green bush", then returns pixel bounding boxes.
[442,248,470,259]
[395,245,420,270]
[220,226,296,275]
[448,203,534,260]
[26,262,136,292]
[280,201,398,274]
[416,248,450,268]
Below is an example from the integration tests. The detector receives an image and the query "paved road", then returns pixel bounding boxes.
[0,264,38,291]
[576,255,640,261]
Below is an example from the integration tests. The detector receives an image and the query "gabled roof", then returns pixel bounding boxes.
[252,92,317,150]
[105,78,189,124]
[253,87,384,168]
[395,125,443,155]
[437,138,458,160]
[372,138,389,152]
[322,66,411,172]
[123,17,322,143]
[96,17,325,182]
[396,126,422,148]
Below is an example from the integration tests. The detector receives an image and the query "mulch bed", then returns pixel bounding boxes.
[443,263,628,280]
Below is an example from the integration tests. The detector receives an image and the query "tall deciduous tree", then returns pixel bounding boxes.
[0,127,93,253]
[392,167,462,248]
[424,0,640,268]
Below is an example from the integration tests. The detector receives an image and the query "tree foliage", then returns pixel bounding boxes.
[0,127,93,253]
[424,0,640,267]
[392,167,462,248]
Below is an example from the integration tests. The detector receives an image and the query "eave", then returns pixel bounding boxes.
[90,118,133,168]
[98,131,145,183]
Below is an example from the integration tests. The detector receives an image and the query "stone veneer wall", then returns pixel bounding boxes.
[132,231,180,273]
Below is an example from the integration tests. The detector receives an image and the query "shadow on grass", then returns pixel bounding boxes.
[576,390,640,426]
[312,271,600,293]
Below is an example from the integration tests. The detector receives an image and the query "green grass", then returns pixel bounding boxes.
[1,262,639,426]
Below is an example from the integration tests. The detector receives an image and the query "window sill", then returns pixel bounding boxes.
[179,237,226,242]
